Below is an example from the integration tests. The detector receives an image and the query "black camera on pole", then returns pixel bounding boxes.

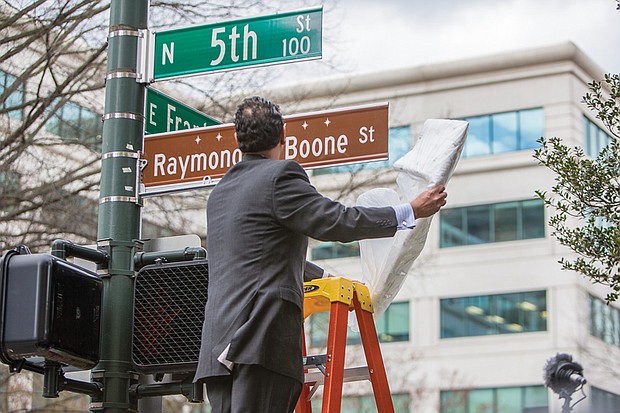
[0,248,102,370]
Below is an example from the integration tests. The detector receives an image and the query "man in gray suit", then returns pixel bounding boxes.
[194,96,447,413]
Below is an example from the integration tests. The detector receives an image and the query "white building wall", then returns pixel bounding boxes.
[289,43,620,412]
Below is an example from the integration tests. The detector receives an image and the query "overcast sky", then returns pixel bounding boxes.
[311,0,620,76]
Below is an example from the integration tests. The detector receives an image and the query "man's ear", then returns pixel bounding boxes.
[280,124,286,145]
[234,132,239,145]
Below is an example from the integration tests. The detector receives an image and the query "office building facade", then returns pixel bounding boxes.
[286,42,620,413]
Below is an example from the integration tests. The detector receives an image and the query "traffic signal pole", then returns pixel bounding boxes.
[93,1,149,411]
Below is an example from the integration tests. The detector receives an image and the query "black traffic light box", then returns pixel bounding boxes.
[132,259,208,374]
[0,250,102,370]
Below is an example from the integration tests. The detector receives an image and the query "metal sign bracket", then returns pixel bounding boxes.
[136,29,155,84]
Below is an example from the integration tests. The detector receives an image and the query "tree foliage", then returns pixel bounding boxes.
[534,73,620,302]
[0,0,274,252]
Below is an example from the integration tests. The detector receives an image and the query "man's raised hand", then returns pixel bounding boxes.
[410,184,447,219]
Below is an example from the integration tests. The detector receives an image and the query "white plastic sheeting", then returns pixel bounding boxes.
[356,119,468,324]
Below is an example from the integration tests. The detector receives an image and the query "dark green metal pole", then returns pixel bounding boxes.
[93,1,149,412]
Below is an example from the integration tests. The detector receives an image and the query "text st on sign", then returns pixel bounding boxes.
[141,102,389,196]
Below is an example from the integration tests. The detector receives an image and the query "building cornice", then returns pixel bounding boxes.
[272,42,605,102]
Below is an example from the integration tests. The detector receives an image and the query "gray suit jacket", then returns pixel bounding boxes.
[194,154,397,383]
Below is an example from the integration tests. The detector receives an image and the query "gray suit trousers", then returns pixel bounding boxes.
[205,364,302,413]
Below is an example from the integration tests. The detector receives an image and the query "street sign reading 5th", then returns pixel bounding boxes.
[145,6,323,81]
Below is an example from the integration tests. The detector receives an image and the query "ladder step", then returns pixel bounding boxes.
[304,366,370,385]
[303,354,327,368]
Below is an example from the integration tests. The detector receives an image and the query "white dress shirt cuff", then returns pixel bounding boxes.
[392,203,416,230]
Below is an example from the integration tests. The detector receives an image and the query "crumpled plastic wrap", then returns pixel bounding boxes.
[353,119,468,327]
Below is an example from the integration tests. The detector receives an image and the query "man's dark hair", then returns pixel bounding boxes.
[234,96,284,152]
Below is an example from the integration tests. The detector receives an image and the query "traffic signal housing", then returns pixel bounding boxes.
[132,259,209,374]
[0,249,102,370]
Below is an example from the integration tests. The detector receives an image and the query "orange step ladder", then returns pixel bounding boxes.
[296,277,395,413]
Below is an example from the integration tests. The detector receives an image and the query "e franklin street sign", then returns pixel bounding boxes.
[145,88,220,135]
[138,6,323,82]
[140,102,389,196]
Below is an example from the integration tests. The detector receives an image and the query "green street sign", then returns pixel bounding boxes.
[149,6,322,81]
[145,88,220,135]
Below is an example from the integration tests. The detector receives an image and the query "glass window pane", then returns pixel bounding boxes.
[589,121,599,155]
[0,71,24,120]
[496,387,521,413]
[311,242,335,260]
[521,199,545,239]
[441,208,466,247]
[442,291,546,339]
[583,116,595,156]
[308,312,329,347]
[610,307,620,346]
[442,199,546,248]
[592,387,620,413]
[59,102,82,141]
[379,302,409,342]
[584,116,612,157]
[598,128,610,153]
[359,395,376,413]
[527,291,547,332]
[441,298,467,338]
[311,241,359,260]
[5,85,24,120]
[346,328,361,345]
[466,295,492,336]
[591,296,604,339]
[492,112,518,154]
[466,205,491,244]
[393,394,410,412]
[468,389,494,413]
[340,395,361,413]
[441,391,467,413]
[62,102,81,123]
[519,109,544,150]
[80,109,102,145]
[494,202,518,242]
[383,126,412,168]
[314,126,411,174]
[493,294,515,334]
[464,116,491,157]
[523,386,548,408]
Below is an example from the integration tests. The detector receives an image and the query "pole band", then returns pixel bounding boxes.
[108,29,140,38]
[101,151,140,160]
[99,196,138,204]
[102,112,144,122]
[106,71,138,80]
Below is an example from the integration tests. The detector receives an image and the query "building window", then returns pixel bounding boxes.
[462,108,544,158]
[308,301,409,347]
[311,241,359,260]
[440,385,548,413]
[584,116,612,157]
[46,101,102,149]
[440,291,547,339]
[589,295,620,347]
[440,199,545,248]
[0,69,25,120]
[310,393,410,413]
[591,387,620,413]
[0,171,20,209]
[376,301,409,342]
[313,126,411,175]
